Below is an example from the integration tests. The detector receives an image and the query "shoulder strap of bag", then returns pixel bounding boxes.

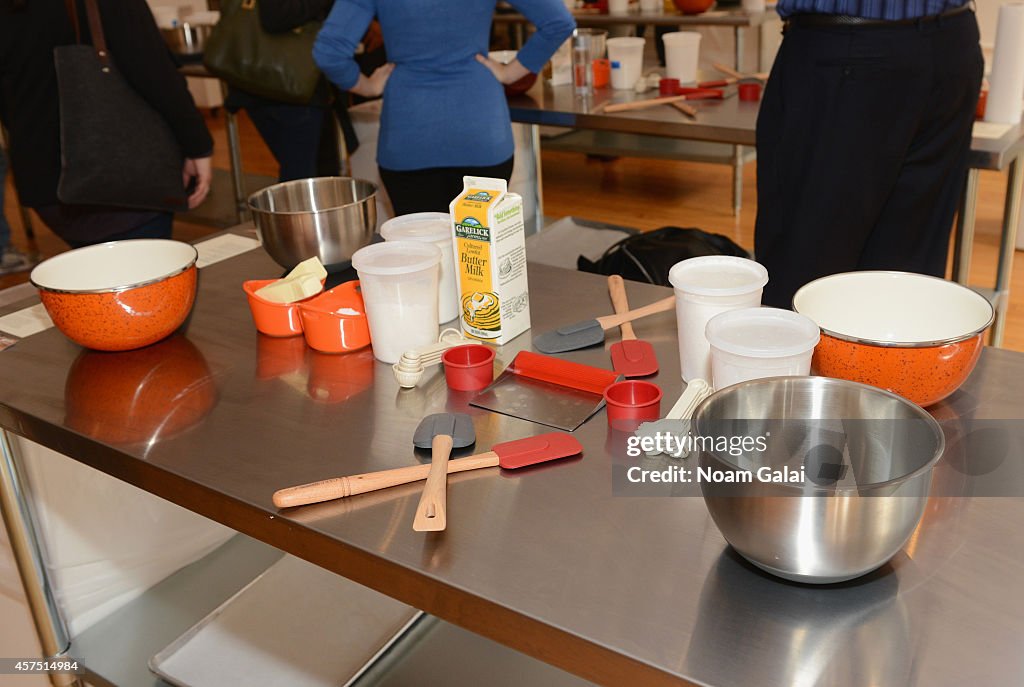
[82,0,111,67]
[62,0,111,66]
[63,0,81,43]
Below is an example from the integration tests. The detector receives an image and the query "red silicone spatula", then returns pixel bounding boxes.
[607,275,659,377]
[272,433,583,509]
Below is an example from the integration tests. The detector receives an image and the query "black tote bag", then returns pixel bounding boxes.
[54,0,189,212]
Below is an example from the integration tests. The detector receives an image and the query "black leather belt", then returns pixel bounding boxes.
[786,2,971,28]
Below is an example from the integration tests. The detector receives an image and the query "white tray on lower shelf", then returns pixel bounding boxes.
[149,554,422,687]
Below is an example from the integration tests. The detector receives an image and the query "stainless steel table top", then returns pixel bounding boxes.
[0,244,1022,686]
[510,81,1024,170]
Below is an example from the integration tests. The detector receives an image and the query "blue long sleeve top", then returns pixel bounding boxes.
[313,0,574,171]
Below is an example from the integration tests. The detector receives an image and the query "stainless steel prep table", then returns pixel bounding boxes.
[509,81,1024,346]
[1,238,1023,686]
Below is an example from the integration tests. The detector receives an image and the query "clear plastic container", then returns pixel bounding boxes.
[379,213,459,324]
[667,255,769,382]
[705,307,820,389]
[351,241,441,364]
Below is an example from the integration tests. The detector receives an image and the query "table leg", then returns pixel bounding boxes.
[735,26,745,71]
[992,156,1023,347]
[732,145,743,217]
[219,81,246,224]
[953,168,980,285]
[0,431,75,687]
[530,124,545,234]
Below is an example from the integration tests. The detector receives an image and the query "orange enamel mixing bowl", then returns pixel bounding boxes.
[30,240,198,351]
[793,271,994,407]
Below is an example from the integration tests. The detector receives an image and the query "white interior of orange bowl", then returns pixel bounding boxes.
[30,240,198,293]
[793,272,993,345]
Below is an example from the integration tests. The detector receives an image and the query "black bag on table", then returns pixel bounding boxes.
[54,0,189,212]
[577,226,750,287]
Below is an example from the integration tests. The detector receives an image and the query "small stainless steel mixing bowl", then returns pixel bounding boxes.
[692,376,944,584]
[160,23,213,56]
[248,177,377,272]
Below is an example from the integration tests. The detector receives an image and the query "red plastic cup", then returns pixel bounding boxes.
[738,82,762,102]
[442,344,495,391]
[659,78,681,97]
[604,380,663,431]
[976,89,988,120]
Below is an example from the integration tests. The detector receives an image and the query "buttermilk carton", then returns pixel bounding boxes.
[449,176,530,345]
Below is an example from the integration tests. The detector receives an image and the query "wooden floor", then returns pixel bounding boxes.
[3,108,1023,351]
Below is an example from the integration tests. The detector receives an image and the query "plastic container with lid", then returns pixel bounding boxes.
[705,307,820,389]
[668,255,769,382]
[351,241,441,364]
[379,213,459,324]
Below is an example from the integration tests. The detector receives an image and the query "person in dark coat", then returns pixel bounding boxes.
[0,0,213,247]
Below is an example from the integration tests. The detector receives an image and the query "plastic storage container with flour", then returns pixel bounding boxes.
[379,213,459,324]
[352,241,441,364]
[668,256,769,382]
[705,307,820,389]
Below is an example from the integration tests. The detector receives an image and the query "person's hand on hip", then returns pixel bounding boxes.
[184,156,212,209]
[475,54,530,85]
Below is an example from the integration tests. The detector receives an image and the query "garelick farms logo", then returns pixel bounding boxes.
[464,191,493,202]
[455,216,490,241]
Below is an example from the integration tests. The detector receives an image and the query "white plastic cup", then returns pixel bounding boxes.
[379,213,459,324]
[662,31,702,84]
[608,0,629,13]
[667,256,769,382]
[352,241,442,364]
[639,0,661,13]
[607,37,645,90]
[705,307,820,389]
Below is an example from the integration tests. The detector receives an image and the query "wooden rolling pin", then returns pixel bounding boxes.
[605,94,693,113]
[671,101,698,118]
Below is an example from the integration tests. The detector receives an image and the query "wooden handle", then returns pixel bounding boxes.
[413,433,453,532]
[713,62,746,80]
[697,78,734,88]
[272,452,500,508]
[670,101,697,118]
[607,275,637,341]
[596,295,675,330]
[603,94,690,113]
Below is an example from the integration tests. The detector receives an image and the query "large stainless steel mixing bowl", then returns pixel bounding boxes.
[692,376,945,584]
[248,177,377,272]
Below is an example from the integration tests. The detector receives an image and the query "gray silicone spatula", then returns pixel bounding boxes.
[412,413,476,532]
[533,295,676,354]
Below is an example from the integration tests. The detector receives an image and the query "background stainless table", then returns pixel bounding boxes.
[510,81,1024,346]
[1,242,1023,686]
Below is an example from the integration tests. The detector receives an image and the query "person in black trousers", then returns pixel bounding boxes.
[754,2,983,308]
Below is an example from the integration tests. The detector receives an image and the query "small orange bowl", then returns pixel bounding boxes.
[793,271,994,407]
[243,278,324,338]
[297,280,370,353]
[31,239,198,351]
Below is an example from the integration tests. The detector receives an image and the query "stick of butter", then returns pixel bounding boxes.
[255,257,327,303]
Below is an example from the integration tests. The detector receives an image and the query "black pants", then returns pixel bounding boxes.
[379,156,515,216]
[754,11,983,308]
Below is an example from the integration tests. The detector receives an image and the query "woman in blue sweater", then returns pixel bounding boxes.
[313,0,574,215]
